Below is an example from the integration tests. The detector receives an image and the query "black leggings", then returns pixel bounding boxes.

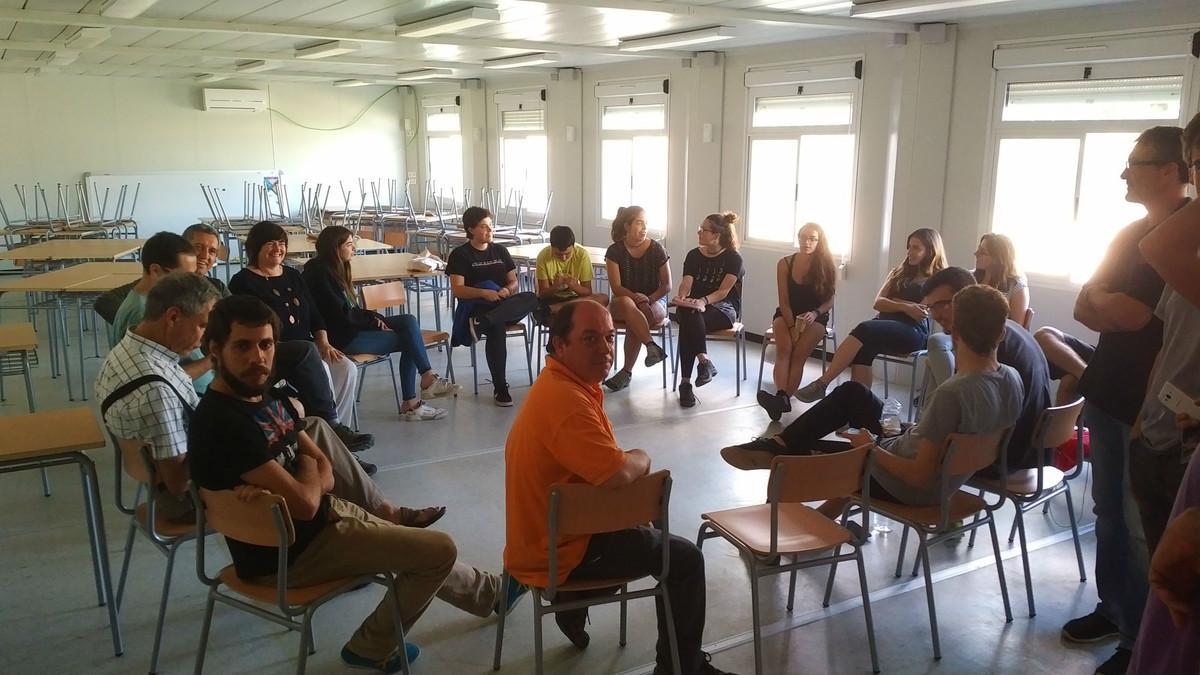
[472,292,538,391]
[848,318,927,366]
[779,381,883,452]
[674,305,734,379]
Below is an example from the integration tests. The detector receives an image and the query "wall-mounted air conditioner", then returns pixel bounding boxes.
[202,88,268,112]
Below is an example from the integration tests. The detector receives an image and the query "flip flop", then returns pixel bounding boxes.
[398,505,447,528]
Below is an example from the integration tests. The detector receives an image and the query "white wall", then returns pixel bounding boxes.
[0,75,405,233]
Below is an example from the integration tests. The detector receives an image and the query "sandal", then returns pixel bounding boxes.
[397,505,447,528]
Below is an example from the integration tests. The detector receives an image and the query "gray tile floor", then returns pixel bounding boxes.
[0,296,1109,675]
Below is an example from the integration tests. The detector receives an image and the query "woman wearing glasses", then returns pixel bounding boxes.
[672,211,744,408]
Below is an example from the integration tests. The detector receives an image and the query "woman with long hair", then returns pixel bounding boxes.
[795,227,947,402]
[302,226,458,421]
[672,211,744,408]
[602,205,672,391]
[757,223,837,420]
[973,233,1029,324]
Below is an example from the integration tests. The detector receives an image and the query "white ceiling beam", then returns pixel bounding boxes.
[17,60,445,85]
[0,7,686,60]
[514,0,918,33]
[0,38,472,70]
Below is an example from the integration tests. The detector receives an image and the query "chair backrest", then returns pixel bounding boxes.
[383,230,408,250]
[943,429,1010,478]
[550,469,671,537]
[769,443,871,504]
[1029,397,1084,452]
[112,433,152,484]
[1021,307,1035,330]
[198,487,295,547]
[361,280,406,312]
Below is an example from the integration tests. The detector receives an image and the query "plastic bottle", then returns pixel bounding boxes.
[880,398,903,437]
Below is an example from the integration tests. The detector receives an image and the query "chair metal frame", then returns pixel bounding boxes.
[697,446,880,674]
[878,348,928,422]
[671,279,748,396]
[492,470,680,675]
[190,487,411,675]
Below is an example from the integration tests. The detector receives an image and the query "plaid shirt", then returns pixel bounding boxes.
[94,330,199,460]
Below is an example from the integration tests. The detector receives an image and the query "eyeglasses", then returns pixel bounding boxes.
[927,300,952,312]
[697,227,714,234]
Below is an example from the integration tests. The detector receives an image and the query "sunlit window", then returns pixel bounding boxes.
[600,99,668,231]
[498,107,548,213]
[424,101,463,205]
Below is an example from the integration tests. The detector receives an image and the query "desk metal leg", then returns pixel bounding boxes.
[57,298,75,401]
[77,297,89,401]
[21,350,51,496]
[80,467,106,606]
[78,454,124,656]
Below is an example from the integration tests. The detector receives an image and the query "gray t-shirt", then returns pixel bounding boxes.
[873,364,1023,505]
[1139,286,1200,455]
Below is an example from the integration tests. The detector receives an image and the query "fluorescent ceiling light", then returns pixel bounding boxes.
[396,7,500,38]
[849,0,1014,18]
[64,27,112,49]
[295,40,358,59]
[195,73,228,83]
[99,0,160,19]
[483,52,560,69]
[394,68,453,80]
[235,60,276,73]
[618,26,735,52]
[334,79,372,87]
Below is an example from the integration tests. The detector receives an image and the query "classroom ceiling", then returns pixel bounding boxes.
[0,0,1145,85]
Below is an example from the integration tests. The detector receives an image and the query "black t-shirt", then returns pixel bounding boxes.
[605,240,669,297]
[446,243,516,288]
[682,248,744,316]
[877,275,929,326]
[187,389,330,579]
[1077,219,1166,425]
[996,320,1052,469]
[228,266,324,343]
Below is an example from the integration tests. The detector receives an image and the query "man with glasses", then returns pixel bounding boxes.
[1048,126,1190,675]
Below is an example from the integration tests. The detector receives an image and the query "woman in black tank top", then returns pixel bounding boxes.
[795,228,947,404]
[757,223,837,420]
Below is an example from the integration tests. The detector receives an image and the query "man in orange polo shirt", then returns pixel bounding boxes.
[504,300,732,675]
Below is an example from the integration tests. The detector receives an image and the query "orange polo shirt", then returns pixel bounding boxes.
[504,357,627,587]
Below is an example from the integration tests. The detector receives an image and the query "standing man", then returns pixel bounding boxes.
[1059,126,1190,675]
[504,301,733,675]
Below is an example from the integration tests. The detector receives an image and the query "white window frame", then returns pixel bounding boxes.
[422,95,464,205]
[597,77,670,234]
[980,30,1199,289]
[742,58,863,256]
[495,88,549,217]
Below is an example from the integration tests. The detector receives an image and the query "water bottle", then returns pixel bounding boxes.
[880,398,903,437]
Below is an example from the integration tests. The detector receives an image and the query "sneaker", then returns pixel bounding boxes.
[355,456,378,477]
[495,387,514,407]
[644,341,667,367]
[396,505,446,528]
[340,643,421,673]
[757,389,786,421]
[333,423,375,452]
[493,579,529,617]
[554,608,590,649]
[795,379,828,403]
[603,369,632,392]
[720,437,784,470]
[1095,647,1132,675]
[678,382,697,408]
[400,401,447,421]
[422,376,461,399]
[695,360,718,387]
[1062,611,1119,643]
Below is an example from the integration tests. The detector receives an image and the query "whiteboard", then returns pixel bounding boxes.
[83,170,281,237]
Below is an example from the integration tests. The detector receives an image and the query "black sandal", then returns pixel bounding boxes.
[398,505,447,528]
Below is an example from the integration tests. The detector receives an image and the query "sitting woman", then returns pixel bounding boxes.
[447,206,538,407]
[228,221,359,426]
[302,226,458,422]
[757,222,837,421]
[795,227,947,403]
[603,205,672,392]
[672,211,744,408]
[927,232,1030,386]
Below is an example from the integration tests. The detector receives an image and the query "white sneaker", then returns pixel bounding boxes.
[421,376,462,399]
[400,402,447,422]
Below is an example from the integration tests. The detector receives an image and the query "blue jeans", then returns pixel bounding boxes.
[1084,402,1148,648]
[343,314,432,401]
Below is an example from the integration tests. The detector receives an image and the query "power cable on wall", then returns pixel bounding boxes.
[267,86,400,132]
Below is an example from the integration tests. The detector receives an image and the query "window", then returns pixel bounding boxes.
[496,91,549,214]
[423,97,463,204]
[597,80,669,232]
[743,63,861,255]
[986,39,1195,283]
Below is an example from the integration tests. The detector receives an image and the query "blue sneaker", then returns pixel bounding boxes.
[494,578,529,616]
[341,643,421,673]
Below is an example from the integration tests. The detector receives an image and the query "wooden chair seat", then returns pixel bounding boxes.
[710,322,745,338]
[349,353,387,364]
[869,491,987,527]
[134,503,194,539]
[973,466,1065,497]
[216,566,361,606]
[703,503,851,555]
[421,330,449,345]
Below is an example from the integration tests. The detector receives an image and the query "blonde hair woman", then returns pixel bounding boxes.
[973,233,1029,324]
